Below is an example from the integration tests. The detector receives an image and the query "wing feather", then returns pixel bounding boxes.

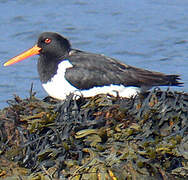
[65,49,183,89]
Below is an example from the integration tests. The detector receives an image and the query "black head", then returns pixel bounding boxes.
[4,32,71,69]
[37,32,71,59]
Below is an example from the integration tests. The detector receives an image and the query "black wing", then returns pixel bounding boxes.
[65,49,183,90]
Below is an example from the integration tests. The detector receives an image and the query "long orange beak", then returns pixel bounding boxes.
[4,45,42,66]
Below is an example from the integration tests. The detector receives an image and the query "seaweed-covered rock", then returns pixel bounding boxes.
[0,88,188,179]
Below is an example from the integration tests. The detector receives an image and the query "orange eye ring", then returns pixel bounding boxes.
[44,38,52,44]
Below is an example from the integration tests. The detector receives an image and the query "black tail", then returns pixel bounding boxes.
[166,75,183,86]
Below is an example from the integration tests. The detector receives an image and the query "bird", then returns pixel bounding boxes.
[4,32,183,100]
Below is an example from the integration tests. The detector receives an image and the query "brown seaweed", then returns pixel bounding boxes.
[0,88,188,179]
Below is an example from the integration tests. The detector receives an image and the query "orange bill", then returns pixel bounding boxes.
[4,45,41,66]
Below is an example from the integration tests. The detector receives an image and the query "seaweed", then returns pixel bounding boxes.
[0,88,188,179]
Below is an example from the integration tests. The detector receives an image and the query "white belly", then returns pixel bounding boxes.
[42,60,141,100]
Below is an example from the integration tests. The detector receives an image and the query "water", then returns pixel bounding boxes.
[0,0,188,108]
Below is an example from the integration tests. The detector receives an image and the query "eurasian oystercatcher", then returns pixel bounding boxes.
[4,32,183,99]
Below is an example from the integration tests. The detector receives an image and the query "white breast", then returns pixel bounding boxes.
[42,60,141,100]
[42,60,77,100]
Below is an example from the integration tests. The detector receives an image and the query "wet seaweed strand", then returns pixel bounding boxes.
[0,88,188,179]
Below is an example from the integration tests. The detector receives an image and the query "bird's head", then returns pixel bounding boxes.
[4,32,71,66]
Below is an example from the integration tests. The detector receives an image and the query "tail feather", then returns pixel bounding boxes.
[166,75,183,86]
[128,66,183,87]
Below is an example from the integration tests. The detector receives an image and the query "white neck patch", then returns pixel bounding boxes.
[42,60,141,100]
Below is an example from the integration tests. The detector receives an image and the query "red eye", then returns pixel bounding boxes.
[44,38,52,44]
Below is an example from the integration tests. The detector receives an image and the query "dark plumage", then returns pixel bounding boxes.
[37,32,183,89]
[65,50,182,89]
[4,32,183,100]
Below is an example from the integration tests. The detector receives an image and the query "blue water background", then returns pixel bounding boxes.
[0,0,188,108]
